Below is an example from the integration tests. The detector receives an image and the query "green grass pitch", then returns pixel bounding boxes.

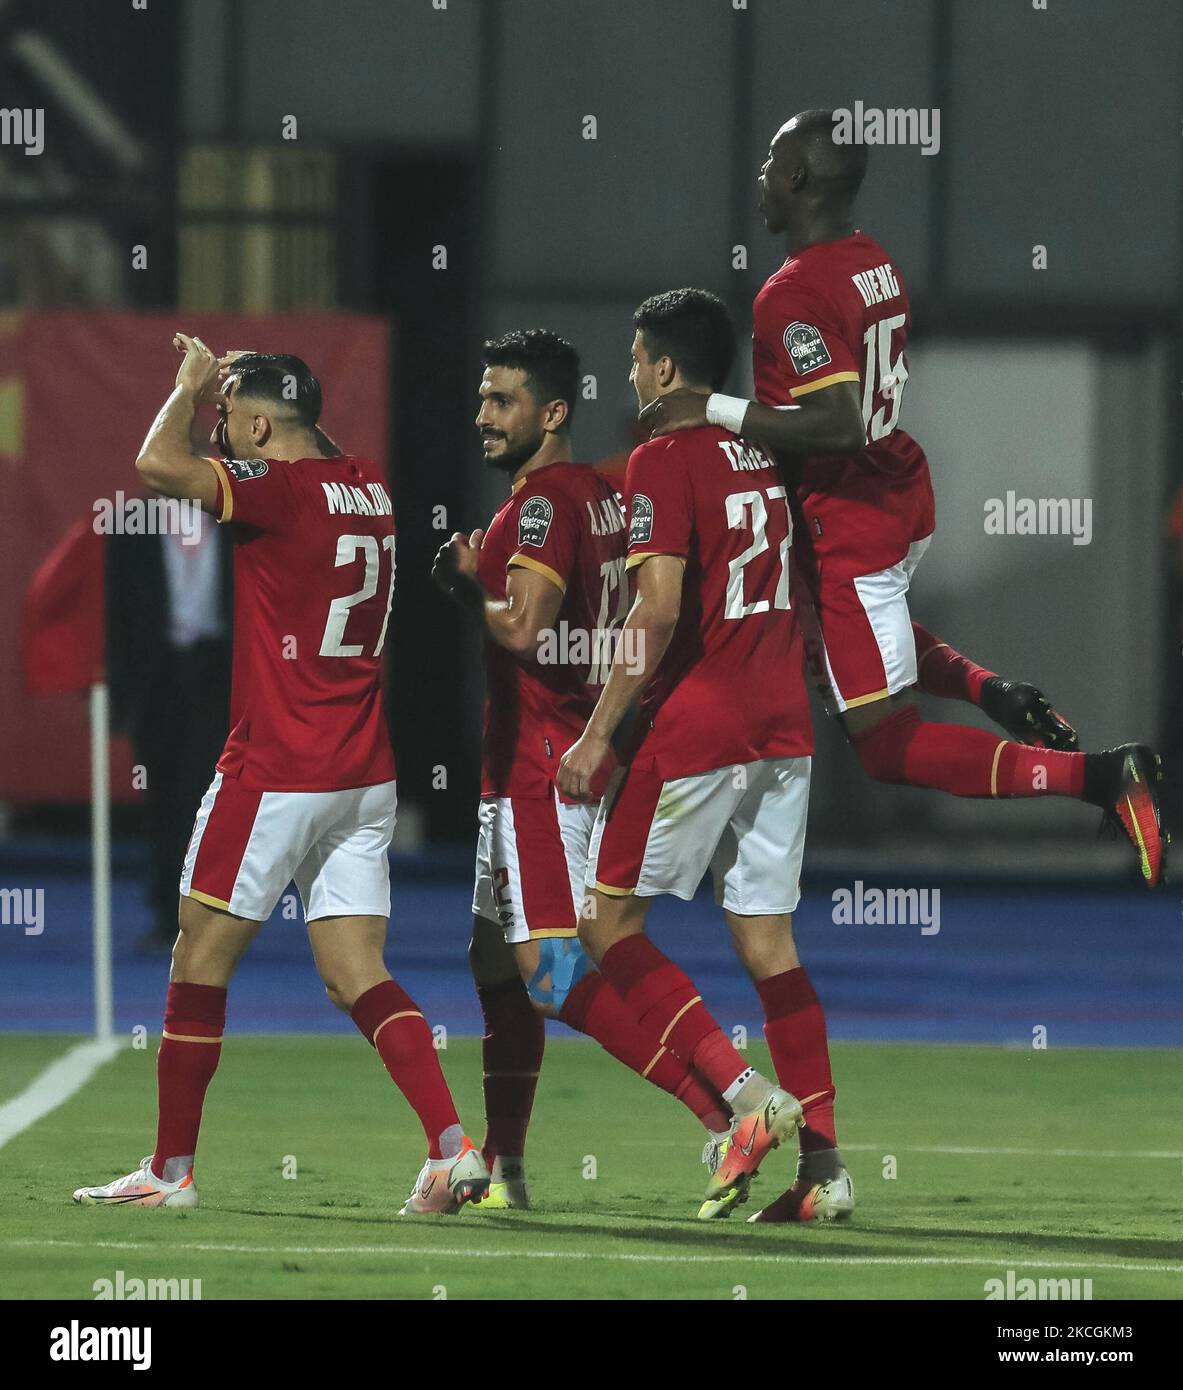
[2,1034,1180,1300]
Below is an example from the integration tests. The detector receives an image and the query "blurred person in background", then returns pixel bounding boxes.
[107,490,233,952]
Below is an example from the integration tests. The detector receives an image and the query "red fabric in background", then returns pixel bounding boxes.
[0,310,389,803]
[21,518,105,693]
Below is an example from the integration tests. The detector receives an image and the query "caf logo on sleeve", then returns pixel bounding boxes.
[629,494,654,546]
[783,322,832,375]
[223,458,270,481]
[518,495,554,547]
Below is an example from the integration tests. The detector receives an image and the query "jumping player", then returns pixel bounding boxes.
[73,337,488,1216]
[432,330,732,1210]
[644,110,1165,890]
[559,290,852,1223]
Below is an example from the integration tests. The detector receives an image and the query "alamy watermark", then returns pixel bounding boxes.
[93,493,204,545]
[0,107,44,156]
[986,1269,1093,1300]
[832,881,940,935]
[0,887,44,935]
[536,622,644,679]
[984,492,1092,545]
[832,102,940,157]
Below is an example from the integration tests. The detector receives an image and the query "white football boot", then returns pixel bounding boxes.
[399,1137,490,1215]
[73,1156,199,1209]
[747,1167,856,1223]
[467,1157,529,1211]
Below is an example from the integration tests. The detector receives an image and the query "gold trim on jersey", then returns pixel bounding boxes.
[789,370,861,399]
[843,685,891,710]
[186,888,231,911]
[162,1030,223,1045]
[527,927,580,940]
[593,880,634,897]
[206,456,233,522]
[508,552,567,594]
[624,549,685,571]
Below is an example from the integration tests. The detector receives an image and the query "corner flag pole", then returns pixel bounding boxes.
[89,680,114,1044]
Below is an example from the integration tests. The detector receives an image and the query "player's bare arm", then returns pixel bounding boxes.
[557,553,684,801]
[641,379,865,455]
[433,528,563,658]
[135,333,223,511]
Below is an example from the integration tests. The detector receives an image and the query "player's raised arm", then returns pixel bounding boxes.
[135,334,223,510]
[641,377,865,456]
[433,527,566,659]
[557,552,683,801]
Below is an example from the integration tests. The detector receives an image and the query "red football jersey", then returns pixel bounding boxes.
[209,453,398,792]
[623,426,813,779]
[753,231,935,576]
[478,461,628,798]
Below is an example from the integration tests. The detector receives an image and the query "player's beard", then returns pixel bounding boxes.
[482,428,545,474]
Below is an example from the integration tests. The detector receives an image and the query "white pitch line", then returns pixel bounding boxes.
[0,1039,119,1151]
[841,1144,1183,1160]
[6,1240,1181,1275]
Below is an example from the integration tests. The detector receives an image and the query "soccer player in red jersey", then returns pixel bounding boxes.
[433,331,733,1208]
[645,110,1164,890]
[73,336,488,1215]
[560,290,853,1223]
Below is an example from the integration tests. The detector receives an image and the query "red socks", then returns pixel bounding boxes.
[757,969,836,1153]
[152,981,226,1180]
[598,935,749,1098]
[853,704,1085,799]
[476,978,545,1163]
[560,971,729,1132]
[351,980,460,1159]
[912,623,995,703]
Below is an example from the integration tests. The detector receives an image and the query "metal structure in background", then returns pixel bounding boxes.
[178,146,338,311]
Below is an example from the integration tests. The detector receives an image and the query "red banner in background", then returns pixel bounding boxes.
[1,311,390,803]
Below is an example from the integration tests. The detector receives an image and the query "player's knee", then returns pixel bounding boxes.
[322,979,352,1013]
[850,704,921,783]
[468,919,517,987]
[524,937,591,1013]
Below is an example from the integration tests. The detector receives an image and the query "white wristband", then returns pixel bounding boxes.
[705,392,749,435]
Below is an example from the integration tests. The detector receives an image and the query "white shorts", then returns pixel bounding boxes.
[471,792,594,943]
[585,755,811,915]
[180,772,397,923]
[800,534,932,714]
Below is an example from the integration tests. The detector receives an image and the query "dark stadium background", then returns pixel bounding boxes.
[0,0,1178,1047]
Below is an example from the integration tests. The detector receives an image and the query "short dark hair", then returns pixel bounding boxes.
[789,108,869,203]
[229,353,322,428]
[481,329,580,429]
[633,288,736,390]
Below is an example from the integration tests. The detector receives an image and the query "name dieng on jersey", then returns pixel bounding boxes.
[321,479,393,516]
